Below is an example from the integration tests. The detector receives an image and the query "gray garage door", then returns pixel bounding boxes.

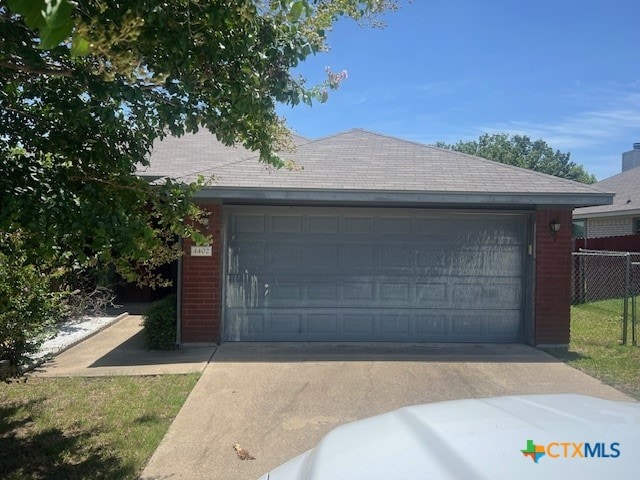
[224,207,527,342]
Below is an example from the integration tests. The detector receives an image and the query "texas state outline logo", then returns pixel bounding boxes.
[521,439,546,463]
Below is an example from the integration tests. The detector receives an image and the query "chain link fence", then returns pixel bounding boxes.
[572,249,640,345]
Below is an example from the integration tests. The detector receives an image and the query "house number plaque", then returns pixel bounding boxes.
[190,245,212,256]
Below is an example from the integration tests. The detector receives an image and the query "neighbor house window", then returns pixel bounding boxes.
[572,219,586,238]
[634,218,640,234]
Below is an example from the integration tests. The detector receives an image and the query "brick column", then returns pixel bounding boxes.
[534,209,573,345]
[181,204,222,344]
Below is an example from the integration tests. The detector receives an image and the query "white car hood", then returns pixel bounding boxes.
[262,394,640,480]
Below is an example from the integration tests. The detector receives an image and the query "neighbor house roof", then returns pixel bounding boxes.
[574,166,640,219]
[140,128,613,207]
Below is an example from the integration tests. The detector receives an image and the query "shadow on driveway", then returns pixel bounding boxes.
[89,330,212,368]
[210,342,566,363]
[31,315,215,377]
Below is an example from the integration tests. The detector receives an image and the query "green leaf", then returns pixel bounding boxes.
[7,0,47,29]
[301,43,312,57]
[8,0,75,49]
[71,34,91,56]
[289,1,304,22]
[38,20,74,49]
[43,0,75,29]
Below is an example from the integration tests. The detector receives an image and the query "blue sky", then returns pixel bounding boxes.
[277,0,640,180]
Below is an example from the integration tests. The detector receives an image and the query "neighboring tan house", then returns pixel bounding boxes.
[140,128,612,346]
[573,144,640,238]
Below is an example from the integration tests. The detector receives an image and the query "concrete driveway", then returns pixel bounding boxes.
[140,343,634,480]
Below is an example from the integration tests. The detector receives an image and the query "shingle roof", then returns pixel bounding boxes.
[140,128,612,206]
[138,130,311,181]
[574,166,640,217]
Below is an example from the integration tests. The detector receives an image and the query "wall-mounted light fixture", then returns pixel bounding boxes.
[200,213,211,226]
[550,220,561,238]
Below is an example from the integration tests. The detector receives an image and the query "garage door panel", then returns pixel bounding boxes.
[268,245,302,272]
[234,214,265,233]
[380,216,412,235]
[490,220,526,245]
[413,217,451,235]
[267,282,302,303]
[343,314,375,334]
[224,312,265,341]
[416,248,447,269]
[245,314,264,333]
[270,314,301,334]
[308,215,339,234]
[415,314,448,335]
[451,282,522,309]
[486,312,522,336]
[417,248,522,276]
[342,246,375,271]
[224,207,527,342]
[380,247,412,268]
[415,283,447,306]
[447,248,523,276]
[344,216,375,234]
[271,214,302,234]
[451,314,484,336]
[343,282,375,301]
[231,243,265,271]
[379,283,411,302]
[436,222,478,243]
[379,315,411,335]
[305,282,338,301]
[305,314,338,334]
[446,220,524,246]
[457,247,523,276]
[306,245,339,271]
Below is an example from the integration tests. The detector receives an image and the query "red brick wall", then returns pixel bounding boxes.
[534,209,573,345]
[180,204,222,343]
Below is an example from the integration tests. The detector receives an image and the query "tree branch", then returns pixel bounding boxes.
[0,60,73,77]
[68,175,149,193]
[0,105,41,123]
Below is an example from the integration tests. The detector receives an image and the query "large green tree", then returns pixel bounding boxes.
[1,0,396,367]
[436,133,597,184]
[0,0,394,288]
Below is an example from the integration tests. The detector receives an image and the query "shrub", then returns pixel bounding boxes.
[143,294,177,350]
[0,244,64,375]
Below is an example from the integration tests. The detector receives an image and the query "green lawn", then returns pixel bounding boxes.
[0,374,199,480]
[546,299,640,401]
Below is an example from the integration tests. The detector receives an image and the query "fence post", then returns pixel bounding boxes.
[578,254,586,303]
[633,287,637,346]
[623,253,630,345]
[633,261,638,346]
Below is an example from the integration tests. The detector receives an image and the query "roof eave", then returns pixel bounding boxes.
[193,187,614,207]
[573,206,640,219]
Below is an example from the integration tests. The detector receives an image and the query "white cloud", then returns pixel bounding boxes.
[351,94,369,105]
[478,89,640,152]
[468,86,640,178]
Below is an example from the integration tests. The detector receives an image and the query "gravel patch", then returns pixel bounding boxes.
[30,313,126,362]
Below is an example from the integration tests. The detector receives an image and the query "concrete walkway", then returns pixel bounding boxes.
[30,315,216,377]
[140,343,635,480]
